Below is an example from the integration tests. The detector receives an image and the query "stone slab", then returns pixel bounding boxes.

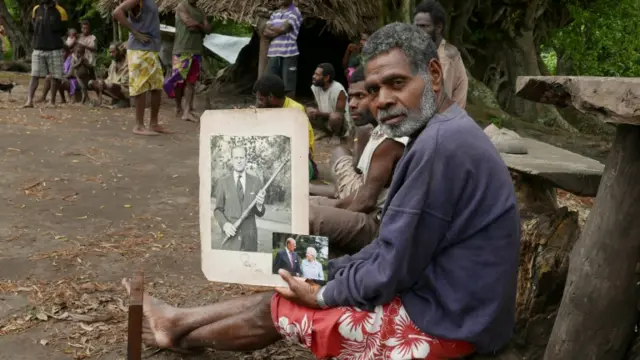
[516,76,640,125]
[501,138,605,197]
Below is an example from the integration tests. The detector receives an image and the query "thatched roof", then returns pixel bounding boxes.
[95,0,378,37]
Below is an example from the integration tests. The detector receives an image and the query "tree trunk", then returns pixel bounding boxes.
[544,125,640,360]
[0,0,31,60]
[469,172,580,360]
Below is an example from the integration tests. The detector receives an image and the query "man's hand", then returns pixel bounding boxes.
[222,222,236,237]
[306,107,318,118]
[275,269,321,308]
[255,189,266,207]
[346,43,358,52]
[133,31,151,44]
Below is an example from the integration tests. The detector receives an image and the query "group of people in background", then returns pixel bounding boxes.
[22,0,208,136]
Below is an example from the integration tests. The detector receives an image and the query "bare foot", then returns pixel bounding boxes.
[45,101,57,108]
[22,102,34,108]
[175,107,182,118]
[314,132,329,141]
[329,135,341,146]
[133,126,160,136]
[150,125,175,134]
[122,278,177,348]
[35,97,46,103]
[181,112,199,123]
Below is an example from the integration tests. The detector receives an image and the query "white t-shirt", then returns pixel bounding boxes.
[310,81,353,136]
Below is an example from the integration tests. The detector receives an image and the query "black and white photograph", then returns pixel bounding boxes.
[210,135,292,253]
[272,232,329,282]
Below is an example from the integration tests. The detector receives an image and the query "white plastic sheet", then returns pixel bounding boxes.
[159,24,251,64]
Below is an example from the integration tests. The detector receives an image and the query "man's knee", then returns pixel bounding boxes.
[330,146,351,165]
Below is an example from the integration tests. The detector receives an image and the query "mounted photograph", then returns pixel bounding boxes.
[199,108,309,287]
[272,232,329,283]
[210,135,291,253]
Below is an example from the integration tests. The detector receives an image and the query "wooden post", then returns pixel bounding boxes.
[256,13,271,79]
[515,76,640,360]
[127,271,144,360]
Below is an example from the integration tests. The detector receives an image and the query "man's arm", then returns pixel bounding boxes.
[112,0,144,33]
[213,180,230,229]
[175,3,200,29]
[52,6,69,38]
[322,140,455,309]
[336,139,404,212]
[201,15,212,33]
[451,55,468,109]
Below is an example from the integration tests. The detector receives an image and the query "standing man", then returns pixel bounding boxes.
[77,20,98,67]
[213,147,267,252]
[163,0,211,122]
[113,0,169,136]
[414,0,468,109]
[263,0,303,98]
[272,238,301,276]
[24,0,68,108]
[307,63,352,145]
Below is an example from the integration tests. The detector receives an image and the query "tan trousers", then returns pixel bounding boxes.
[310,156,380,257]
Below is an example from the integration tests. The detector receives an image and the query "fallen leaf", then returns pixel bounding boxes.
[124,204,132,208]
[40,339,49,346]
[36,312,48,321]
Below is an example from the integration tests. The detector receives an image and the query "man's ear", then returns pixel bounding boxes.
[427,58,443,94]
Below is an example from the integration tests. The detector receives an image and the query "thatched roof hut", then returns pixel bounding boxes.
[95,0,379,38]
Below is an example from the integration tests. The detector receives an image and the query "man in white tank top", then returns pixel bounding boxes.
[307,63,353,145]
[309,67,407,257]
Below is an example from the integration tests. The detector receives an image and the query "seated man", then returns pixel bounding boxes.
[307,63,352,145]
[254,74,318,180]
[121,23,520,359]
[88,42,130,107]
[309,66,408,256]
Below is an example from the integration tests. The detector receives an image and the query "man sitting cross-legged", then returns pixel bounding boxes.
[121,23,520,359]
[309,66,408,256]
[88,42,130,108]
[254,74,319,181]
[307,63,352,145]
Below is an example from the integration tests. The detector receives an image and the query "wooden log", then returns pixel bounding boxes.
[127,271,144,360]
[544,124,640,360]
[515,76,640,125]
[256,14,270,79]
[469,172,581,359]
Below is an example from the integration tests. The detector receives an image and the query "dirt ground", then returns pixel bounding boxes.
[0,71,596,360]
[0,73,318,360]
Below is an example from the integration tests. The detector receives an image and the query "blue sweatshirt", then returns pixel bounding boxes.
[323,104,520,353]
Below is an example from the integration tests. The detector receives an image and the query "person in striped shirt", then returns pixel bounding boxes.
[263,0,303,98]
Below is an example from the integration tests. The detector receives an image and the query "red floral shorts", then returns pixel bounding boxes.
[271,294,475,359]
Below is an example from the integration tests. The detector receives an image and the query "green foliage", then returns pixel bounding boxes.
[4,0,19,18]
[540,46,558,75]
[209,19,253,38]
[550,0,640,76]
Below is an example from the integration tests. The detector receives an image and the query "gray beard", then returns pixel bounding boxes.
[378,71,437,138]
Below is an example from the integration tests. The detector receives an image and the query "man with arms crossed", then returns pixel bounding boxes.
[213,147,267,252]
[310,66,408,256]
[414,0,468,109]
[263,0,302,98]
[122,23,520,359]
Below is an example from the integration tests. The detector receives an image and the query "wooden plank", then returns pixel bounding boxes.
[515,76,640,125]
[127,271,143,360]
[500,138,604,197]
[543,124,640,359]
